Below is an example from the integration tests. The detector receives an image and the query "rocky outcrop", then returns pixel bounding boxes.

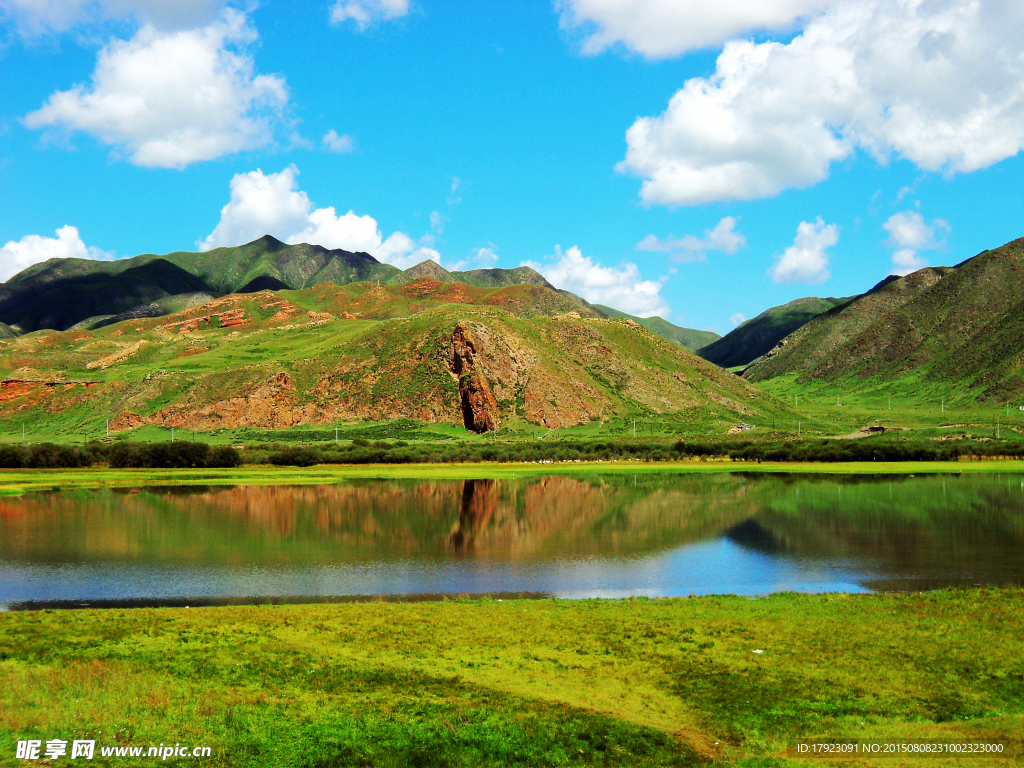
[449,322,499,433]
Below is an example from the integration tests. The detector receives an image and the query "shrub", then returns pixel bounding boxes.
[0,445,28,468]
[268,447,321,467]
[209,446,241,468]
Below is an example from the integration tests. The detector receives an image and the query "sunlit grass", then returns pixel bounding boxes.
[1,590,1021,766]
[3,460,1024,497]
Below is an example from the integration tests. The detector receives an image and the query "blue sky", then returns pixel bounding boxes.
[1,0,1023,333]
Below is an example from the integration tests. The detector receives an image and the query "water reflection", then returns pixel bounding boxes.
[1,473,1022,606]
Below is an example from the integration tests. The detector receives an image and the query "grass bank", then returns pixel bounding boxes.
[3,459,1024,496]
[1,590,1021,766]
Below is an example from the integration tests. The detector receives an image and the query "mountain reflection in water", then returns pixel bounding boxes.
[0,473,1022,606]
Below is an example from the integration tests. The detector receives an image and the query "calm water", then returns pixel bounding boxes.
[1,473,1023,608]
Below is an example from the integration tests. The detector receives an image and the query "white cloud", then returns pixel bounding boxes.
[618,1,1024,206]
[330,0,408,30]
[557,0,828,59]
[372,232,440,270]
[447,176,462,206]
[730,312,746,327]
[450,245,499,271]
[883,210,939,249]
[523,245,669,318]
[23,9,288,169]
[0,225,113,281]
[322,129,353,153]
[637,216,745,261]
[769,217,837,284]
[883,210,948,275]
[0,0,223,35]
[288,131,313,150]
[890,248,927,276]
[429,210,444,233]
[199,165,439,270]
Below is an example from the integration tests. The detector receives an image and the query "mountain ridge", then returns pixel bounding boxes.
[0,276,783,436]
[697,295,856,368]
[744,237,1024,402]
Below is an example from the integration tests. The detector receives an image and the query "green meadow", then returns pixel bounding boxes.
[3,459,1024,497]
[1,591,1021,767]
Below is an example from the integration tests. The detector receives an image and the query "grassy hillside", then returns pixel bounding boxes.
[697,295,854,368]
[745,237,1024,404]
[592,305,720,353]
[0,276,787,440]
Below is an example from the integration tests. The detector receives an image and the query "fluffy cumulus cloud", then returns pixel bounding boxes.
[322,129,353,153]
[199,165,439,270]
[0,0,223,35]
[557,0,828,59]
[524,245,669,318]
[769,217,838,284]
[617,1,1024,206]
[0,225,112,281]
[23,9,288,169]
[883,210,948,276]
[636,216,745,262]
[330,0,408,30]
[730,312,747,327]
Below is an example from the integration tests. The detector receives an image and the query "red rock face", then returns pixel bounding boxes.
[449,322,499,433]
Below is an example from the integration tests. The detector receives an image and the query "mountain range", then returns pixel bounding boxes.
[0,235,712,353]
[744,237,1024,402]
[0,273,779,436]
[697,296,854,369]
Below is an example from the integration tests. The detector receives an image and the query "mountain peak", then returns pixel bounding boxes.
[251,234,287,251]
[400,260,453,282]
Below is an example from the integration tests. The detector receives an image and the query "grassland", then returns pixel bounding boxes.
[0,590,1021,767]
[3,459,1024,497]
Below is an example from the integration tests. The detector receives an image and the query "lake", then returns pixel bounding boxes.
[1,472,1022,608]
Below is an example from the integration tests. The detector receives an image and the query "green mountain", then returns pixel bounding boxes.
[0,236,592,334]
[744,236,1024,402]
[697,295,854,368]
[592,305,720,353]
[0,276,783,436]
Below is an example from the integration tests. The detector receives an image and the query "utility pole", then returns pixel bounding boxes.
[798,422,801,437]
[888,394,891,411]
[942,398,945,414]
[171,427,174,442]
[105,418,109,437]
[335,426,338,445]
[997,421,1000,439]
[837,394,841,407]
[633,419,636,438]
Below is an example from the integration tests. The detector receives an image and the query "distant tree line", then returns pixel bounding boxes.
[0,441,240,469]
[0,436,1021,469]
[674,439,1024,463]
[110,442,241,469]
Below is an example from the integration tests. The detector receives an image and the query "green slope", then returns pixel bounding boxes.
[744,236,1024,402]
[696,295,854,368]
[592,305,720,353]
[0,278,787,438]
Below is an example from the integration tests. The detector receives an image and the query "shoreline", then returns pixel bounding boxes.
[3,458,1024,495]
